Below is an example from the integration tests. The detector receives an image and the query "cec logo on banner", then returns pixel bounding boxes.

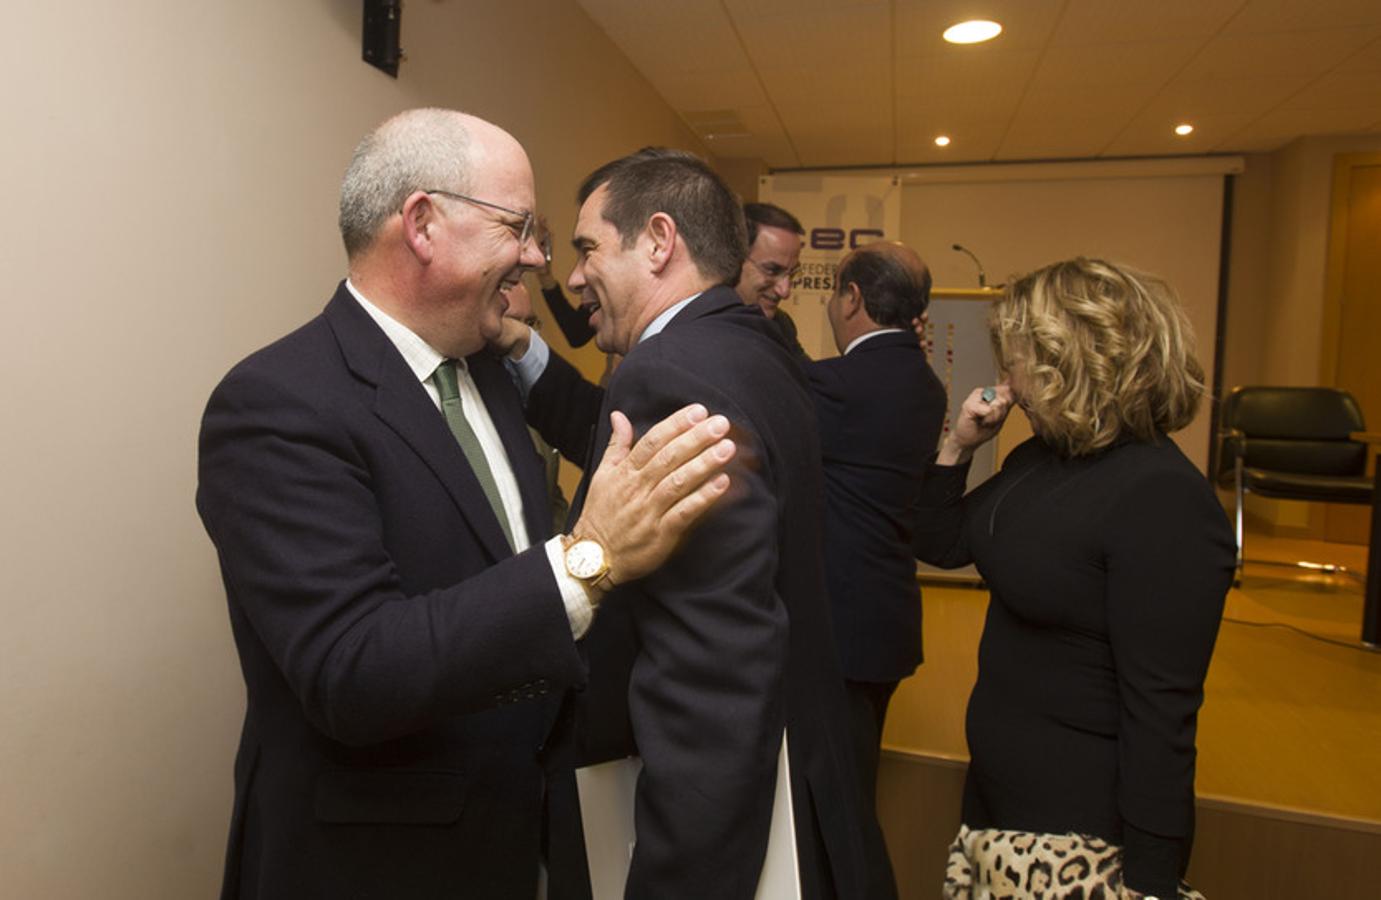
[757,174,901,359]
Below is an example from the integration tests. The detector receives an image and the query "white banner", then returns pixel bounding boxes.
[758,174,902,360]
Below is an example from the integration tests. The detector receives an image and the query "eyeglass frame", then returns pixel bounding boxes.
[422,189,535,247]
[749,257,801,284]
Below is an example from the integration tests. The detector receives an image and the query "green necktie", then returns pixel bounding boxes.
[433,360,515,551]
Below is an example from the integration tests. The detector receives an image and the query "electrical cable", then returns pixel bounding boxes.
[1221,616,1378,653]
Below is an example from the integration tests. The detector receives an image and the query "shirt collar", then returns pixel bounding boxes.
[844,327,906,356]
[638,292,703,344]
[346,278,450,382]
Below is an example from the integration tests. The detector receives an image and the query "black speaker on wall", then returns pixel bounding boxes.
[363,0,403,77]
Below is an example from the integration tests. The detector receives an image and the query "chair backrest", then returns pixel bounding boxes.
[1219,386,1367,477]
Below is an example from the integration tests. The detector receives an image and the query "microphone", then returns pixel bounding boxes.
[952,243,987,288]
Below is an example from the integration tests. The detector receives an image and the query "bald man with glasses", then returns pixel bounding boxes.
[196,109,737,900]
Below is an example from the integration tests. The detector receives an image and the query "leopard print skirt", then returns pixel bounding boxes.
[942,825,1205,900]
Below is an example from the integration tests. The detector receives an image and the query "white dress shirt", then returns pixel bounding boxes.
[347,280,594,638]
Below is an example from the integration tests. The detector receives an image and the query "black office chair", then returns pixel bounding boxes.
[1217,386,1374,580]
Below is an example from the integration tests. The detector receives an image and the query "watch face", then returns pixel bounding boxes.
[566,540,606,579]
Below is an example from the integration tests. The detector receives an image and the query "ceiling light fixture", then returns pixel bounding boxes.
[1175,123,1194,136]
[943,20,1002,44]
[934,135,951,147]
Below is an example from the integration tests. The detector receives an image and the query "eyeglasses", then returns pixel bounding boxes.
[423,189,535,247]
[750,258,801,284]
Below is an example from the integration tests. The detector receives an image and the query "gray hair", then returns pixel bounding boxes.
[338,108,474,258]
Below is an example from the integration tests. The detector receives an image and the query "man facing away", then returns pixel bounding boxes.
[196,109,737,900]
[808,241,949,897]
[502,150,876,899]
[737,201,808,361]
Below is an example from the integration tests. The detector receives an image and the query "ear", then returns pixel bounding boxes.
[399,191,439,265]
[645,212,678,274]
[842,282,865,319]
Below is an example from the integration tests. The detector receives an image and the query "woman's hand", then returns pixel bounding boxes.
[937,384,1015,466]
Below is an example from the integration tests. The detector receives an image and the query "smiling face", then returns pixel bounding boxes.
[736,224,802,318]
[567,184,649,355]
[423,128,544,356]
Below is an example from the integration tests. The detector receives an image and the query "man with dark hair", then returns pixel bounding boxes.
[196,110,739,899]
[501,149,874,898]
[808,241,948,898]
[738,201,809,360]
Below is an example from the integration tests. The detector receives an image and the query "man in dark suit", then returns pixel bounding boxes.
[501,150,873,898]
[808,241,947,895]
[196,110,739,900]
[737,202,809,361]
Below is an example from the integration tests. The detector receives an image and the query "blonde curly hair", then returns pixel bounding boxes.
[990,257,1205,457]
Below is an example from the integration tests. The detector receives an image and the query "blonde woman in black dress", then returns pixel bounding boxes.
[915,258,1234,900]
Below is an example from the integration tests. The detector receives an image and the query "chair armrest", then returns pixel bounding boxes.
[1350,431,1381,445]
[1220,427,1246,459]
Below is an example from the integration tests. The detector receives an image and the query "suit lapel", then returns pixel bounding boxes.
[323,286,514,561]
[568,412,608,526]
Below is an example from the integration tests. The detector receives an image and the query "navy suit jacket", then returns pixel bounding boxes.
[528,287,872,900]
[806,331,947,683]
[197,283,585,899]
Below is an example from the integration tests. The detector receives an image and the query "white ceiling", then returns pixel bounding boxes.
[576,0,1381,168]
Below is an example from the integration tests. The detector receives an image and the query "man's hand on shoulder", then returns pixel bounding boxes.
[489,317,532,360]
[570,404,735,595]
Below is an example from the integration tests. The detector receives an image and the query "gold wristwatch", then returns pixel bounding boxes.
[561,534,613,595]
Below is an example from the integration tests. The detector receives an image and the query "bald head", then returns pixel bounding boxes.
[826,241,931,352]
[338,108,527,258]
[838,242,932,327]
[337,108,543,359]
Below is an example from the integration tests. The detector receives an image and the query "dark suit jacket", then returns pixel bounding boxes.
[196,283,586,899]
[528,287,871,900]
[806,331,947,683]
[774,308,810,362]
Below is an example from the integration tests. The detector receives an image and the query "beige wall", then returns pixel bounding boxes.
[4,3,1377,895]
[716,156,770,205]
[1225,133,1381,391]
[0,2,709,897]
[1222,133,1381,528]
[1259,134,1381,387]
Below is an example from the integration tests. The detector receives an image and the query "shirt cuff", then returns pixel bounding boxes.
[503,328,551,403]
[1121,821,1184,898]
[922,454,972,502]
[544,536,595,639]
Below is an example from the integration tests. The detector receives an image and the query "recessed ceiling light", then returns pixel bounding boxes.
[934,135,951,147]
[943,20,1002,44]
[1175,123,1194,136]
